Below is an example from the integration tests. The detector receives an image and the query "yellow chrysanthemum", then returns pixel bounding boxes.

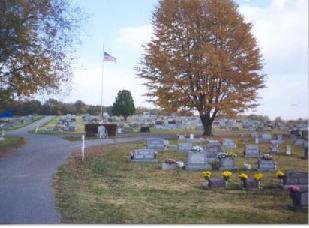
[202,171,212,177]
[254,172,263,181]
[276,170,285,179]
[222,171,232,178]
[239,173,248,180]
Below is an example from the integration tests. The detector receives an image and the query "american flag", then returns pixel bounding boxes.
[104,51,116,62]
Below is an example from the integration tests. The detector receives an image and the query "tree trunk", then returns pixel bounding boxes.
[200,115,213,136]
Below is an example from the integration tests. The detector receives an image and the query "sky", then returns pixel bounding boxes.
[47,0,308,121]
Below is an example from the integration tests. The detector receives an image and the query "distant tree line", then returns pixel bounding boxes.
[0,99,171,116]
[0,99,112,116]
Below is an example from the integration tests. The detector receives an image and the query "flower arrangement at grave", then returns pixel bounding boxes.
[254,172,263,189]
[275,170,285,184]
[217,152,237,159]
[261,154,272,160]
[164,158,176,164]
[239,172,248,189]
[202,171,212,181]
[192,146,203,151]
[222,171,232,188]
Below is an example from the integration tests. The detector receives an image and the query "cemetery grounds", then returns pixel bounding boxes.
[54,128,308,224]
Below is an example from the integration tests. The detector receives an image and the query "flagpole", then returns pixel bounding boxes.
[100,44,104,121]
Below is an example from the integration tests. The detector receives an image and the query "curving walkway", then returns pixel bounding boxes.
[0,116,163,224]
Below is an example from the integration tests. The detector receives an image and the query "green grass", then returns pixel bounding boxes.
[32,115,85,135]
[0,136,25,157]
[8,115,44,130]
[55,133,308,224]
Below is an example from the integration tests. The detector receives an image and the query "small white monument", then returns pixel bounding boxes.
[98,126,107,139]
[286,145,291,155]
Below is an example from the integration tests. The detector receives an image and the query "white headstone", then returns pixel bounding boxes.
[255,137,259,144]
[35,126,39,133]
[190,133,194,139]
[98,126,107,139]
[1,129,5,137]
[286,145,291,155]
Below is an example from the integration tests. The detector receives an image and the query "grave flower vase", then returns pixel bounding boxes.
[224,180,229,189]
[241,180,247,190]
[257,181,262,190]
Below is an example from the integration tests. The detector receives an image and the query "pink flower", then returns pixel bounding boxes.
[289,185,300,192]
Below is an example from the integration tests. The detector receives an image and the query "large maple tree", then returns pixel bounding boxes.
[137,0,265,136]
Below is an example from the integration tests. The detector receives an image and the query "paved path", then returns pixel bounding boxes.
[0,116,166,224]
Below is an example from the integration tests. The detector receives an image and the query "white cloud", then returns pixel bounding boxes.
[115,24,153,52]
[240,0,308,119]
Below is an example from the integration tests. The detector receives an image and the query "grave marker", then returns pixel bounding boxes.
[146,138,165,151]
[130,149,158,163]
[244,144,260,158]
[186,151,212,170]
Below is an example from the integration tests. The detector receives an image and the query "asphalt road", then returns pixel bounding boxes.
[0,116,163,224]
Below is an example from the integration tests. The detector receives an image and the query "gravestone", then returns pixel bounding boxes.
[295,138,305,146]
[178,135,186,141]
[202,178,225,189]
[270,143,279,154]
[289,189,308,211]
[161,162,177,170]
[244,144,260,158]
[260,133,272,142]
[146,138,165,151]
[186,150,212,170]
[241,178,258,190]
[255,137,259,144]
[222,138,237,149]
[130,149,158,163]
[286,145,292,156]
[257,159,277,171]
[98,126,107,139]
[282,171,308,190]
[219,157,237,170]
[178,143,192,152]
[203,144,223,162]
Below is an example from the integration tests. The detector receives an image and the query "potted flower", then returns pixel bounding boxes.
[222,171,232,188]
[202,171,212,188]
[162,158,177,170]
[276,170,285,184]
[202,171,212,180]
[164,158,176,164]
[239,172,248,190]
[254,172,263,189]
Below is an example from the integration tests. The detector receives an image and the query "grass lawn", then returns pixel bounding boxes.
[8,115,44,130]
[55,133,308,224]
[0,136,25,157]
[33,115,85,135]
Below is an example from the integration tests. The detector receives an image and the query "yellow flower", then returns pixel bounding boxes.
[222,171,232,178]
[239,172,248,180]
[276,170,285,179]
[254,172,263,181]
[202,171,212,178]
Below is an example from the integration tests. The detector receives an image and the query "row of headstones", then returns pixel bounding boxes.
[202,171,308,211]
[129,138,275,171]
